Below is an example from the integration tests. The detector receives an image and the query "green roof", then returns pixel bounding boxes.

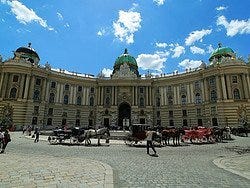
[115,49,137,67]
[209,44,235,61]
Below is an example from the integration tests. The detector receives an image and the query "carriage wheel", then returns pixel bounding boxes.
[125,140,135,146]
[49,136,58,144]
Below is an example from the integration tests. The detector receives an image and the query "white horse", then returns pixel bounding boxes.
[84,127,110,146]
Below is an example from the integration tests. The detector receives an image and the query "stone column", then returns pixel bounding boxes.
[203,79,209,102]
[187,83,190,103]
[41,78,47,101]
[216,75,222,100]
[28,75,35,100]
[70,85,74,104]
[0,73,5,98]
[56,83,60,103]
[176,86,180,104]
[73,85,77,104]
[132,86,134,105]
[45,81,50,102]
[220,75,227,100]
[82,87,86,105]
[173,86,177,105]
[59,84,64,103]
[246,74,250,96]
[149,86,152,106]
[160,87,164,106]
[242,74,249,99]
[86,87,89,105]
[226,75,232,99]
[101,86,104,105]
[135,87,138,106]
[190,83,194,103]
[23,74,30,99]
[146,86,148,106]
[115,87,117,105]
[201,81,205,102]
[18,74,25,99]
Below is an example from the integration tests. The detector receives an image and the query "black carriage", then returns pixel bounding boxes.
[48,127,85,144]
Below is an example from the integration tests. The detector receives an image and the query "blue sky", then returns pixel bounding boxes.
[0,0,250,77]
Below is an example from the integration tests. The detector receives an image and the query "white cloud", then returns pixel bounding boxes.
[153,0,165,6]
[190,46,205,54]
[2,0,53,31]
[207,44,214,53]
[156,42,167,48]
[215,6,227,11]
[57,12,63,21]
[217,15,250,37]
[101,68,113,77]
[136,53,168,72]
[64,23,70,28]
[179,59,203,70]
[113,10,141,44]
[185,29,212,46]
[171,44,185,58]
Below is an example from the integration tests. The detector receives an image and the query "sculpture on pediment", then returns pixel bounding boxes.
[112,63,137,79]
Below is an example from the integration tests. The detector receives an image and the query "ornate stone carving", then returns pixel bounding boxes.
[112,63,137,79]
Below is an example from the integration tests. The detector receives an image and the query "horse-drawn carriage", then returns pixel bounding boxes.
[124,124,161,146]
[48,127,110,146]
[48,127,85,144]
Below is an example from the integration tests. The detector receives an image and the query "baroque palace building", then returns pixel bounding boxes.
[0,44,249,130]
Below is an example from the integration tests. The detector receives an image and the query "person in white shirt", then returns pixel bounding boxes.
[146,127,157,156]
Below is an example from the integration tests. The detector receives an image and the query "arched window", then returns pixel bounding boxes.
[195,93,202,104]
[156,97,160,107]
[210,90,217,102]
[181,95,187,105]
[139,97,144,107]
[9,87,17,99]
[233,89,240,100]
[33,90,40,101]
[90,97,94,106]
[168,96,173,105]
[64,95,69,104]
[49,93,55,103]
[76,96,82,105]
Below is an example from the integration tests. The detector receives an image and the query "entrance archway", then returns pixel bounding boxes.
[118,102,131,129]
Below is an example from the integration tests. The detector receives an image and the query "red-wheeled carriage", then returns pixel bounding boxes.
[124,124,150,146]
[182,127,214,143]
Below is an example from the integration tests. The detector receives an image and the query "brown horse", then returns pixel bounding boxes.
[161,128,185,146]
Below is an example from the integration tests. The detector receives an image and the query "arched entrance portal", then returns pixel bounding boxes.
[118,102,131,129]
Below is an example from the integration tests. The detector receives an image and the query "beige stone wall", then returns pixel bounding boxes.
[0,59,249,130]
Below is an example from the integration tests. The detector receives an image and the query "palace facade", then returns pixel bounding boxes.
[0,44,249,130]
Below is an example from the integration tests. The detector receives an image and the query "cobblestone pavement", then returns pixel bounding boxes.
[1,132,250,188]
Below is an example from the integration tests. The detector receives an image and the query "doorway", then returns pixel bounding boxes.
[118,102,131,128]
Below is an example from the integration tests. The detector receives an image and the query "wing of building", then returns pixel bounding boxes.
[0,44,249,130]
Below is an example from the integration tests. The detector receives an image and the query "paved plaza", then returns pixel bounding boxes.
[0,132,249,188]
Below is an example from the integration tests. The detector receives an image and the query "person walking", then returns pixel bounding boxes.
[146,127,158,156]
[1,130,11,154]
[34,128,39,143]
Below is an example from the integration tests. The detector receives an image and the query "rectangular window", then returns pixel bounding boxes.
[139,87,144,94]
[78,86,82,92]
[168,86,172,92]
[36,78,41,86]
[169,110,173,118]
[90,87,95,94]
[34,106,39,115]
[232,76,238,83]
[51,81,56,88]
[182,109,187,117]
[48,108,53,115]
[13,75,19,82]
[194,81,201,89]
[211,106,217,115]
[209,77,216,86]
[196,108,201,116]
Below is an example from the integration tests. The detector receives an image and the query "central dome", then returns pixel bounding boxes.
[14,43,40,64]
[114,49,137,66]
[112,49,139,77]
[209,43,235,62]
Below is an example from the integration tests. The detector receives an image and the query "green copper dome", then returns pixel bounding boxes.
[114,49,138,67]
[209,43,235,62]
[112,49,139,77]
